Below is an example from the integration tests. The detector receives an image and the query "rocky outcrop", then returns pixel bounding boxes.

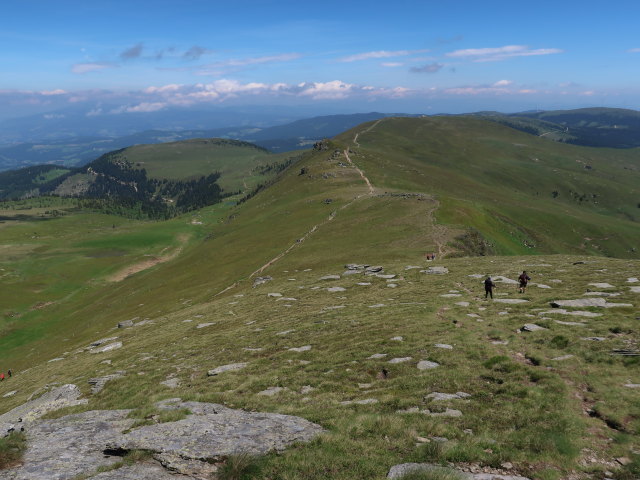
[387,463,530,479]
[0,398,324,479]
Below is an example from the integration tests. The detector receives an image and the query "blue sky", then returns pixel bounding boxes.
[2,0,640,118]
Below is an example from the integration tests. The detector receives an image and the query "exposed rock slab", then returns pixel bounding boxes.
[417,360,440,370]
[425,392,471,401]
[90,342,123,354]
[88,372,125,394]
[207,363,247,376]
[539,309,602,318]
[522,323,547,332]
[90,463,180,479]
[388,463,530,479]
[111,400,324,462]
[494,299,529,304]
[0,384,88,436]
[551,298,632,308]
[421,266,449,274]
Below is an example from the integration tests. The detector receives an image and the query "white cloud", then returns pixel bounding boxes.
[71,62,114,74]
[493,80,512,87]
[446,45,562,62]
[298,80,355,99]
[111,102,167,114]
[43,113,65,119]
[144,84,183,94]
[39,89,67,96]
[628,48,640,53]
[339,49,428,62]
[381,62,404,67]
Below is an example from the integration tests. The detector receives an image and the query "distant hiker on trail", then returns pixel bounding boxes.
[7,369,11,377]
[0,373,4,381]
[518,271,531,293]
[484,276,495,299]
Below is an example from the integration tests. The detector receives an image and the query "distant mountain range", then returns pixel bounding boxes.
[1,107,639,172]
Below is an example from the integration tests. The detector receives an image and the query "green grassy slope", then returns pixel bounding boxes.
[336,116,640,258]
[0,117,639,479]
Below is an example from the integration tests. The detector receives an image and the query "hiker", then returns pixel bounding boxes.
[484,276,495,299]
[7,369,11,377]
[518,271,531,293]
[0,373,4,381]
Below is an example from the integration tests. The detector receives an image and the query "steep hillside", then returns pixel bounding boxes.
[0,117,638,479]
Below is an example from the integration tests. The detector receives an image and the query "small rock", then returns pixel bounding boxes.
[300,385,315,394]
[253,276,272,287]
[207,363,247,376]
[552,355,574,361]
[494,299,529,304]
[368,353,387,359]
[327,286,346,292]
[421,266,449,274]
[388,357,412,364]
[289,345,312,352]
[196,322,215,329]
[267,292,282,297]
[368,303,385,308]
[90,342,122,354]
[455,301,470,307]
[2,391,17,398]
[434,343,453,349]
[425,392,470,401]
[522,324,547,332]
[417,361,439,370]
[257,387,286,396]
[160,378,181,389]
[357,282,372,286]
[391,336,404,341]
[320,274,341,280]
[117,320,134,328]
[589,282,615,289]
[341,398,378,405]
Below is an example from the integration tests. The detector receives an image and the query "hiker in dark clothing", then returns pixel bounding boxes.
[518,271,531,293]
[484,276,495,299]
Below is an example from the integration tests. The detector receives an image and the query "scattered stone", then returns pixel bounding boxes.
[327,286,346,292]
[340,398,378,405]
[322,305,345,311]
[117,319,134,328]
[427,408,463,417]
[441,293,461,298]
[554,320,586,326]
[589,282,615,289]
[492,340,509,345]
[551,298,633,308]
[417,360,440,370]
[160,378,180,389]
[207,363,248,376]
[358,383,373,389]
[391,336,404,341]
[257,387,287,396]
[582,337,607,341]
[616,457,632,466]
[421,266,449,274]
[267,292,282,297]
[289,345,312,352]
[88,336,118,348]
[0,384,88,435]
[552,355,575,361]
[376,274,396,279]
[48,357,64,363]
[624,384,640,388]
[357,282,372,286]
[342,270,362,276]
[492,276,518,285]
[387,283,398,288]
[455,301,470,307]
[276,297,298,301]
[429,436,449,443]
[182,319,193,323]
[90,341,123,354]
[467,313,481,318]
[425,392,471,401]
[196,322,216,329]
[387,463,531,480]
[91,463,180,479]
[494,299,529,304]
[365,266,383,273]
[2,391,17,398]
[368,353,387,359]
[627,277,639,283]
[468,274,484,278]
[522,323,547,332]
[276,329,294,336]
[300,385,315,394]
[369,303,385,308]
[533,283,551,289]
[88,372,125,394]
[630,286,640,293]
[539,308,602,317]
[405,265,422,270]
[388,357,412,364]
[320,274,341,280]
[253,276,272,287]
[434,343,453,349]
[243,347,263,352]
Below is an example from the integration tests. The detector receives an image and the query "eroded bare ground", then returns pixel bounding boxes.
[107,234,190,282]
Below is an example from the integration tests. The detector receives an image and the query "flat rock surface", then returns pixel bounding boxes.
[0,384,88,435]
[494,298,529,304]
[551,298,632,308]
[387,463,530,479]
[417,360,440,370]
[207,363,247,376]
[112,400,324,460]
[421,266,449,274]
[1,400,323,480]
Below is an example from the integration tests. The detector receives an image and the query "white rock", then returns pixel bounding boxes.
[552,355,574,361]
[2,391,17,398]
[624,383,640,388]
[589,282,615,289]
[327,286,346,292]
[630,286,640,293]
[391,336,403,341]
[539,308,602,318]
[455,302,470,307]
[494,299,529,304]
[434,344,453,349]
[300,385,315,394]
[440,293,461,298]
[627,277,639,283]
[368,304,385,308]
[388,357,412,364]
[554,320,586,326]
[196,322,215,329]
[257,387,286,396]
[207,363,247,376]
[276,330,294,336]
[417,361,440,370]
[341,398,378,405]
[357,282,372,286]
[522,323,547,332]
[276,297,297,301]
[368,353,387,359]
[289,345,312,352]
[320,275,340,280]
[267,293,282,297]
[90,342,122,354]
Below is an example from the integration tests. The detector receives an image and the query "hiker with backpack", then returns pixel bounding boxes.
[484,276,496,299]
[518,271,531,293]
